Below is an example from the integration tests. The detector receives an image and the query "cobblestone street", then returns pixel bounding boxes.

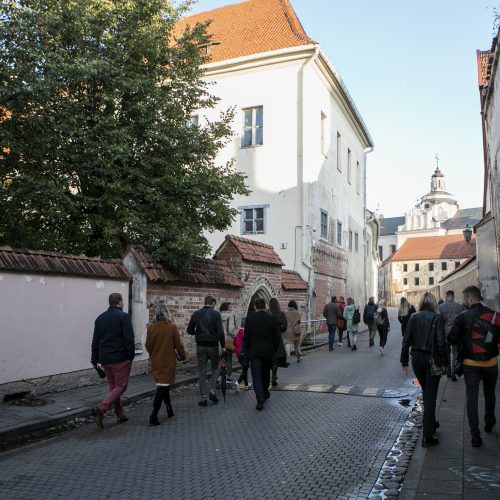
[0,310,419,499]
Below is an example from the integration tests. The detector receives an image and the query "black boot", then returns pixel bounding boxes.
[162,386,174,418]
[150,387,163,425]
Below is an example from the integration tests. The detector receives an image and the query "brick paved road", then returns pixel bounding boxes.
[0,309,419,499]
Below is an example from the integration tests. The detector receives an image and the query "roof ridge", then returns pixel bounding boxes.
[278,0,315,44]
[228,234,275,249]
[0,246,121,263]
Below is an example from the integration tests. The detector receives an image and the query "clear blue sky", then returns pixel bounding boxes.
[188,0,498,216]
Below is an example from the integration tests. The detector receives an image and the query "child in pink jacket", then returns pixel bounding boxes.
[234,328,250,389]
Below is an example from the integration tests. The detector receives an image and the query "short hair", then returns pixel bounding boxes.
[288,300,298,310]
[204,295,216,306]
[462,286,483,302]
[269,297,281,315]
[419,292,438,313]
[109,293,123,306]
[331,296,337,302]
[347,297,354,305]
[154,303,171,322]
[254,298,266,310]
[446,290,455,298]
[219,302,231,312]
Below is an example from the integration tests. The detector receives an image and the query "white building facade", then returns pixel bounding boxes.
[180,0,375,316]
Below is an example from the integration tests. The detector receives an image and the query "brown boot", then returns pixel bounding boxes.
[94,407,104,430]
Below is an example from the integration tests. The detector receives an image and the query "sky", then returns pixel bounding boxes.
[187,0,498,217]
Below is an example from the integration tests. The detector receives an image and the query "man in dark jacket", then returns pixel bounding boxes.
[187,295,225,406]
[91,293,135,429]
[448,286,500,447]
[243,298,281,410]
[363,297,379,347]
[323,296,340,351]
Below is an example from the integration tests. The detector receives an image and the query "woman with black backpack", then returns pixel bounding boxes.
[344,297,360,351]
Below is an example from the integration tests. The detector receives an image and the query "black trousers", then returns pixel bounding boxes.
[377,326,388,348]
[463,364,498,434]
[151,386,173,417]
[250,356,272,403]
[411,351,441,439]
[237,357,249,385]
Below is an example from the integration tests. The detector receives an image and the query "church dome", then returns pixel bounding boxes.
[432,168,444,178]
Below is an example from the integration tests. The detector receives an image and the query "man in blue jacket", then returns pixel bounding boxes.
[91,293,135,429]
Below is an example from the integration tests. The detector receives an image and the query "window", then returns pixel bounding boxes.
[320,210,328,239]
[442,262,448,271]
[429,277,435,285]
[378,246,383,260]
[347,149,352,184]
[336,132,341,171]
[354,233,359,252]
[403,278,408,285]
[348,230,353,252]
[337,221,343,246]
[429,263,434,271]
[356,161,360,194]
[414,277,420,286]
[186,115,199,127]
[415,263,420,271]
[391,244,397,254]
[321,112,326,155]
[242,106,263,147]
[455,261,460,269]
[241,206,266,234]
[403,264,408,272]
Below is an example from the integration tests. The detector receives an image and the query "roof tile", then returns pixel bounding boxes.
[391,235,476,262]
[0,246,130,280]
[175,0,316,64]
[217,235,284,266]
[281,269,308,290]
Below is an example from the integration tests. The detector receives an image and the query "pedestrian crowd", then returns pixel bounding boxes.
[91,286,499,447]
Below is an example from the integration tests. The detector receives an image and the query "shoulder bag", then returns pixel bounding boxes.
[429,316,446,376]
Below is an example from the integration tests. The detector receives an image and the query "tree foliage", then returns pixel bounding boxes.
[0,0,249,269]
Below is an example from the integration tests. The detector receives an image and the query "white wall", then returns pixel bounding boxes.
[0,272,129,385]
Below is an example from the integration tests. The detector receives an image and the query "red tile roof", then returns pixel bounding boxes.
[216,235,285,266]
[0,246,130,280]
[391,235,476,262]
[128,246,243,288]
[281,269,308,290]
[439,255,477,283]
[175,0,316,64]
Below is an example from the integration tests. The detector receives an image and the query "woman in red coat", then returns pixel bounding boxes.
[146,304,186,426]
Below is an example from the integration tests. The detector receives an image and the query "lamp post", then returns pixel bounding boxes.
[463,224,473,243]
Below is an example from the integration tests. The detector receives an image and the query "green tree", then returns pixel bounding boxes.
[0,0,248,269]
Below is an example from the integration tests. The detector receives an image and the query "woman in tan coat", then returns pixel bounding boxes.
[145,304,186,425]
[285,300,302,362]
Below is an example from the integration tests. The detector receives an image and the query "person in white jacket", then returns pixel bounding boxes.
[343,298,360,351]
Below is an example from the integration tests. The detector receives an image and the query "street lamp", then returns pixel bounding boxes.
[463,224,473,243]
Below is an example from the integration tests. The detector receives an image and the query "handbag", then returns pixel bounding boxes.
[294,321,301,336]
[429,317,446,376]
[224,317,236,352]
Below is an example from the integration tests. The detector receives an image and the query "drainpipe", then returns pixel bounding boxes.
[298,47,319,321]
[363,147,374,304]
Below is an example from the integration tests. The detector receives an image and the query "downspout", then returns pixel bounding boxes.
[363,147,374,304]
[298,47,319,321]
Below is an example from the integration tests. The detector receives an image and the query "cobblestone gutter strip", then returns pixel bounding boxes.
[0,341,327,451]
[368,395,424,499]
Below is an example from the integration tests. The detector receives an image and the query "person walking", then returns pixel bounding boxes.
[91,293,135,430]
[234,323,251,390]
[337,296,347,347]
[448,286,500,447]
[398,297,416,337]
[285,300,302,362]
[363,297,378,347]
[438,290,465,381]
[243,298,281,410]
[375,299,390,355]
[220,302,238,387]
[145,304,186,425]
[187,295,225,407]
[343,298,359,351]
[401,292,447,447]
[323,296,341,351]
[269,298,288,386]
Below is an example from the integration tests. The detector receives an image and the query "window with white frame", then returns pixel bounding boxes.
[348,230,353,251]
[186,115,199,127]
[321,112,327,155]
[337,220,343,246]
[354,232,359,252]
[242,106,263,147]
[347,149,352,184]
[356,161,360,194]
[320,209,328,239]
[241,206,266,234]
[336,132,341,171]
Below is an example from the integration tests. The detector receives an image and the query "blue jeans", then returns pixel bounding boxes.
[328,324,337,350]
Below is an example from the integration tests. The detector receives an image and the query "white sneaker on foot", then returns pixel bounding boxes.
[380,347,384,356]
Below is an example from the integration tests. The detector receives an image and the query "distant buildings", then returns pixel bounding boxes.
[177,0,377,317]
[476,29,500,310]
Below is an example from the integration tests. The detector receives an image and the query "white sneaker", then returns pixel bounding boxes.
[234,381,240,392]
[338,342,342,346]
[380,347,384,356]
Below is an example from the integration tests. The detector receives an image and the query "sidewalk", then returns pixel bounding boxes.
[0,340,328,450]
[399,375,500,500]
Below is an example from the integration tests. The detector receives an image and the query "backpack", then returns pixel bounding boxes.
[375,309,385,326]
[352,308,361,325]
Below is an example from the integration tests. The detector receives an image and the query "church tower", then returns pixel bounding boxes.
[431,167,445,191]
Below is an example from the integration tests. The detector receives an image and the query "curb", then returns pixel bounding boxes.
[0,341,327,450]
